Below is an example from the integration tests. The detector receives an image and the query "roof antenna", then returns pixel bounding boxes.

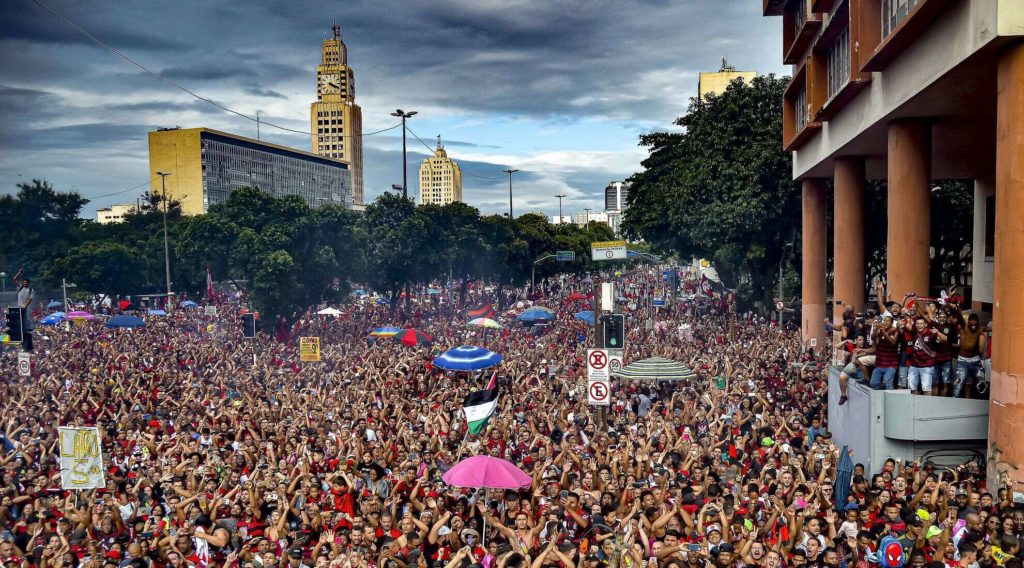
[332,20,341,41]
[436,134,443,149]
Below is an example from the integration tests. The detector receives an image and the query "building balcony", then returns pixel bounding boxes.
[860,0,958,71]
[828,368,989,472]
[764,0,786,16]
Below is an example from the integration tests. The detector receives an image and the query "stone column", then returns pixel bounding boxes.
[886,120,931,299]
[834,157,866,317]
[989,43,1024,490]
[802,179,827,347]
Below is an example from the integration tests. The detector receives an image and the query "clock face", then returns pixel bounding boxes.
[318,72,341,94]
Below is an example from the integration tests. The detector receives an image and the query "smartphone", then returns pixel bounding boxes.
[687,544,701,552]
[559,490,569,499]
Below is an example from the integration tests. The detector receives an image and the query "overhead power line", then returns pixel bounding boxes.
[30,0,400,139]
[81,177,158,201]
[405,125,506,180]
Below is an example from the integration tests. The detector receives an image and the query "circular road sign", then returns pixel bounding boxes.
[609,358,622,373]
[589,351,607,369]
[605,251,614,258]
[18,358,30,376]
[589,381,609,401]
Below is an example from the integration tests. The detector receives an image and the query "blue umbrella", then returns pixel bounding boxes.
[427,288,442,295]
[376,297,391,305]
[574,311,595,324]
[39,312,65,326]
[46,300,63,309]
[517,307,556,323]
[180,300,198,308]
[832,445,854,511]
[106,315,145,329]
[148,309,168,316]
[434,346,503,371]
[352,289,368,296]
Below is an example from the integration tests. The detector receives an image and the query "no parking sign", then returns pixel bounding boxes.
[587,348,610,406]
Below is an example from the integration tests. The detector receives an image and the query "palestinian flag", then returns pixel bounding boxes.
[468,304,496,319]
[464,371,499,435]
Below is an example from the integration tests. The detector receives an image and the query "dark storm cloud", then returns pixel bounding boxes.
[244,87,288,99]
[0,0,784,213]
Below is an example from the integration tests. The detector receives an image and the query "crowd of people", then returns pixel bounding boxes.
[1,268,1020,568]
[832,282,992,404]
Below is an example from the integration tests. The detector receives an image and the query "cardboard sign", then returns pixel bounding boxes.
[59,427,105,489]
[300,337,321,362]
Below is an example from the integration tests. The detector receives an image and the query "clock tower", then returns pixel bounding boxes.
[311,22,364,205]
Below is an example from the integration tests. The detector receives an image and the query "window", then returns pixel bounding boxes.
[795,87,809,132]
[882,0,918,38]
[826,27,851,99]
[794,0,808,35]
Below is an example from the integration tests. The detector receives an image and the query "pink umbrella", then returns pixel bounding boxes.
[442,455,532,490]
[67,311,96,321]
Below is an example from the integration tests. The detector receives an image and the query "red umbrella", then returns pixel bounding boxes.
[566,292,589,301]
[394,329,432,347]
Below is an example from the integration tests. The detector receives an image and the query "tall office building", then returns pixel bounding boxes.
[148,128,352,215]
[604,181,630,211]
[418,137,463,206]
[311,22,364,205]
[697,58,757,100]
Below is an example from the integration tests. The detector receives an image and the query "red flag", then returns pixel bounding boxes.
[206,265,214,298]
[485,369,498,390]
[468,304,496,319]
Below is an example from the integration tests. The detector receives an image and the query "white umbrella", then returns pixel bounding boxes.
[317,307,342,316]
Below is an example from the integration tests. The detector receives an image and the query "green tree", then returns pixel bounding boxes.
[0,180,89,282]
[622,75,797,308]
[43,241,146,296]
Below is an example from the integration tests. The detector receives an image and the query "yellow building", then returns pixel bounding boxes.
[310,22,364,205]
[418,137,463,206]
[95,203,139,224]
[697,58,757,99]
[148,127,352,216]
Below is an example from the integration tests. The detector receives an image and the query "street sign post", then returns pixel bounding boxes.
[586,348,610,406]
[556,250,575,262]
[18,352,31,377]
[591,240,627,261]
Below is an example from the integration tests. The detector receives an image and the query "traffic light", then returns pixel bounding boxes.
[242,313,256,338]
[5,307,24,344]
[602,314,625,349]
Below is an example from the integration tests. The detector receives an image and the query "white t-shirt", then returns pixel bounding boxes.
[18,285,33,309]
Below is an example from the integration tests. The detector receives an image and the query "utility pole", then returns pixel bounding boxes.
[156,171,174,308]
[503,169,519,219]
[555,194,565,224]
[390,110,417,199]
[583,207,592,225]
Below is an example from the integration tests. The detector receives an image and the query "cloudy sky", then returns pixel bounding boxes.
[0,0,786,218]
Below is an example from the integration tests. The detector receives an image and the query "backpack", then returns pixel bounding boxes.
[878,535,906,568]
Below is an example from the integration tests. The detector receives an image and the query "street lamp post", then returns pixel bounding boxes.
[156,171,173,308]
[390,109,417,200]
[555,194,566,225]
[583,207,592,225]
[503,169,519,219]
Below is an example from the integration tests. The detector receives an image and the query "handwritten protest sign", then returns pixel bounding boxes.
[58,427,105,489]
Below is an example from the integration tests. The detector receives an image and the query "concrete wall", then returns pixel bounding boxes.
[972,177,995,306]
[828,370,988,474]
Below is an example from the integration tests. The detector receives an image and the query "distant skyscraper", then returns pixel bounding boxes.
[311,22,364,205]
[698,57,757,100]
[605,181,630,212]
[418,137,463,206]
